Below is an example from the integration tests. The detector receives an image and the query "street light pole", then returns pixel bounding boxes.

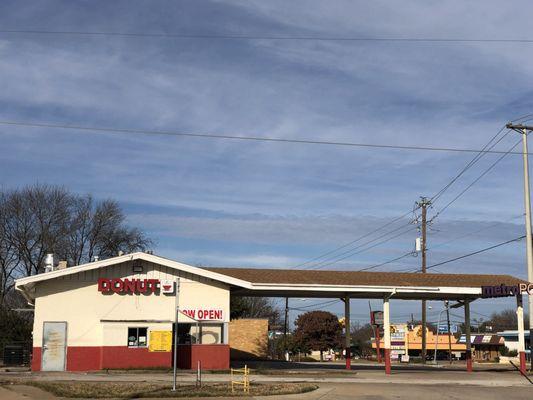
[172,278,181,392]
[506,123,533,371]
[433,308,447,364]
[445,301,453,364]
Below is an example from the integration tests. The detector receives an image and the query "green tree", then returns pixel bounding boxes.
[0,292,33,360]
[293,311,342,361]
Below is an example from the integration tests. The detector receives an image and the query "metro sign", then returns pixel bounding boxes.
[98,278,175,295]
[481,283,533,298]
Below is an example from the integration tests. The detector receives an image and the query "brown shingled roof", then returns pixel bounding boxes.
[205,267,526,288]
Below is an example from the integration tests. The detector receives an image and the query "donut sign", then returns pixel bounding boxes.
[97,278,175,295]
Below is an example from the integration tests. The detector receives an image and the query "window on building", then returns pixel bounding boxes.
[177,323,198,344]
[128,327,148,347]
[200,323,223,344]
[176,323,224,344]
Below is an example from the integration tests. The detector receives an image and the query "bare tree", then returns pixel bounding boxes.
[63,196,152,266]
[350,323,374,357]
[0,194,21,303]
[2,185,71,279]
[230,296,281,326]
[0,184,152,304]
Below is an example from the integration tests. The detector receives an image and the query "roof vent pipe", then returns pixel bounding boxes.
[93,255,99,262]
[44,254,54,273]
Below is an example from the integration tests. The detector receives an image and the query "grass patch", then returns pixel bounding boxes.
[18,381,318,398]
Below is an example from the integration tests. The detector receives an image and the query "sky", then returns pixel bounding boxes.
[1,0,533,327]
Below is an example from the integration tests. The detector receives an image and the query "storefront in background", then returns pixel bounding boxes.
[458,334,504,362]
[373,324,466,360]
[497,330,531,357]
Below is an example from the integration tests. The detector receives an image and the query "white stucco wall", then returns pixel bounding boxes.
[32,260,230,348]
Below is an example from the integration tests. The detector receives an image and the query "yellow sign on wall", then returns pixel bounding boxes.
[149,330,172,352]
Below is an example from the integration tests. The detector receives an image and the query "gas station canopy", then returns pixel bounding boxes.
[207,267,526,301]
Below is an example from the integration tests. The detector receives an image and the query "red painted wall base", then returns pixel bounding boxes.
[31,344,229,372]
[384,348,391,374]
[466,350,473,372]
[101,346,171,370]
[177,345,230,370]
[345,347,351,370]
[31,347,41,372]
[519,351,527,375]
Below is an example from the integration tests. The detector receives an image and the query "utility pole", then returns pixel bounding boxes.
[506,123,533,371]
[445,300,452,364]
[283,297,289,339]
[283,297,289,361]
[416,196,431,363]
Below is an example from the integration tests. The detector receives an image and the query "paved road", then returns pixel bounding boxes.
[306,383,533,400]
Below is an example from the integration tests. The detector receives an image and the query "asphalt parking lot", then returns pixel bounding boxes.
[303,383,533,400]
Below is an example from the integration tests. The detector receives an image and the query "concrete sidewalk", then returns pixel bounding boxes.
[1,368,531,387]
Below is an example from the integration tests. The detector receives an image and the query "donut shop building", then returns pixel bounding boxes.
[14,252,528,374]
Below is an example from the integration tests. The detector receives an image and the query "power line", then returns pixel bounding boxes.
[355,120,528,275]
[293,210,415,268]
[389,118,530,277]
[426,115,533,216]
[310,226,416,269]
[470,310,493,319]
[2,120,533,155]
[299,202,421,271]
[4,29,533,44]
[303,192,521,273]
[303,220,416,269]
[4,118,529,274]
[433,138,522,218]
[429,115,533,213]
[430,115,533,205]
[290,299,340,310]
[429,213,524,251]
[357,251,416,272]
[408,235,525,272]
[430,128,510,204]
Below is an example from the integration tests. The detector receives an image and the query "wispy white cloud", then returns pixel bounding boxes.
[0,1,532,295]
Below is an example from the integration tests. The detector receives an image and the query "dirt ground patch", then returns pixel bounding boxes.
[2,381,318,398]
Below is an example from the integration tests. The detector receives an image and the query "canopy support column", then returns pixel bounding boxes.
[344,295,351,370]
[464,300,472,372]
[517,294,527,375]
[383,295,391,374]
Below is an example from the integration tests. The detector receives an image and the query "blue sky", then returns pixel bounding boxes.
[2,0,533,325]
